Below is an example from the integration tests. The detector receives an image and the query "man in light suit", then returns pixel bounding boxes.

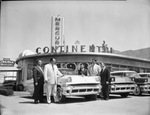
[88,59,101,76]
[44,58,63,104]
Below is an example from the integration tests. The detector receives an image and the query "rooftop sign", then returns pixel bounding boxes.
[0,58,15,67]
[36,41,113,54]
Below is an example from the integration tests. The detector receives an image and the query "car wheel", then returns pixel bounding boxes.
[91,94,97,100]
[120,93,129,98]
[57,86,66,102]
[84,95,91,100]
[85,95,97,100]
[133,86,142,96]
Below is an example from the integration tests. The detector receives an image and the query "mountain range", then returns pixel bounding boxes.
[117,47,150,60]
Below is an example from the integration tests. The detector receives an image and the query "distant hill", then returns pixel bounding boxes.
[117,47,150,60]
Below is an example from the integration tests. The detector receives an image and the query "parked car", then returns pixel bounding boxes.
[111,71,150,95]
[24,68,101,102]
[3,76,16,90]
[109,75,137,98]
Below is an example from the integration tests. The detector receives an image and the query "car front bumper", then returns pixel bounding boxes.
[110,84,136,93]
[140,84,150,92]
[62,84,101,96]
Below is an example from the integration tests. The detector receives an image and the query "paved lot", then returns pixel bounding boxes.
[0,92,150,115]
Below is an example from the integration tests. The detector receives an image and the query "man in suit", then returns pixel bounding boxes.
[33,59,44,104]
[99,62,110,100]
[44,58,63,104]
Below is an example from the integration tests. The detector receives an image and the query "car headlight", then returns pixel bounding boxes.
[95,77,100,82]
[67,77,72,82]
[145,78,148,82]
[111,84,116,88]
[131,77,135,81]
[111,77,115,82]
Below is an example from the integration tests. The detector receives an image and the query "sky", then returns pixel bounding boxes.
[0,0,150,60]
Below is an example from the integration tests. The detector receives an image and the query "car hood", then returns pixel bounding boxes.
[134,77,150,83]
[58,75,99,84]
[111,76,134,83]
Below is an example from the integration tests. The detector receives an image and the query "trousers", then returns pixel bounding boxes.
[101,84,109,99]
[45,83,57,103]
[33,78,44,102]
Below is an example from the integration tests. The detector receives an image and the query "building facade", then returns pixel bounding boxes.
[16,52,150,84]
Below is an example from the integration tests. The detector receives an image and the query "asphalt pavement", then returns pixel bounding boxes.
[0,91,150,115]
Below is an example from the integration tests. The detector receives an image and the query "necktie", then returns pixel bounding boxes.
[52,65,54,71]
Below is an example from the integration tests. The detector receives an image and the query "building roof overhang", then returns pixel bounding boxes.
[15,52,150,64]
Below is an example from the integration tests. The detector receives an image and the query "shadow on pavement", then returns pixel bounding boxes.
[109,95,131,100]
[20,96,33,99]
[19,101,35,104]
[58,96,87,104]
[0,104,5,115]
[18,94,138,104]
[129,93,150,97]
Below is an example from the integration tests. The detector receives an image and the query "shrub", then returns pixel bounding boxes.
[0,87,14,96]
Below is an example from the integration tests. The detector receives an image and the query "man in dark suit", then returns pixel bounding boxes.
[33,59,44,104]
[99,62,110,100]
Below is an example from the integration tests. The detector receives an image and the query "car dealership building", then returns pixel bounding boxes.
[16,50,150,84]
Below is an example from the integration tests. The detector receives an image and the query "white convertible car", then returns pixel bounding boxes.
[24,68,101,102]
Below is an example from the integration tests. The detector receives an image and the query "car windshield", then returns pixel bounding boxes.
[125,72,140,78]
[111,71,141,78]
[111,72,123,77]
[139,74,150,78]
[59,68,77,75]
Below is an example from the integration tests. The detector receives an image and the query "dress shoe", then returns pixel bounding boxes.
[47,101,51,104]
[105,98,109,101]
[34,100,38,104]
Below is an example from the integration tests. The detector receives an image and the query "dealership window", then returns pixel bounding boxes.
[127,66,133,71]
[146,68,150,73]
[27,64,34,80]
[111,64,119,71]
[66,63,76,70]
[133,67,140,73]
[119,65,128,71]
[105,63,111,71]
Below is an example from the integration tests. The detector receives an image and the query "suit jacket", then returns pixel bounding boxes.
[44,63,62,84]
[88,64,101,76]
[33,66,44,84]
[100,67,110,85]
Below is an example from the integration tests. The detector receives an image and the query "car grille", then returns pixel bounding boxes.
[66,84,100,95]
[110,84,136,93]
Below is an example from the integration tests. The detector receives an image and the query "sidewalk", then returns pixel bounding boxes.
[0,91,32,115]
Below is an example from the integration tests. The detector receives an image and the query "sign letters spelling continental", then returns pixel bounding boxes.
[36,41,113,54]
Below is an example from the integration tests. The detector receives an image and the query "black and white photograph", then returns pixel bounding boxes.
[0,0,150,115]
